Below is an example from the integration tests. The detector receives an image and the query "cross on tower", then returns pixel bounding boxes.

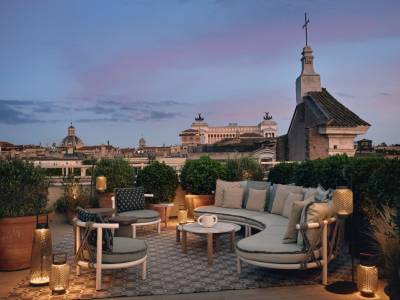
[302,12,310,46]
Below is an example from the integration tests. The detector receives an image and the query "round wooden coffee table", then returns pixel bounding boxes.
[179,222,241,266]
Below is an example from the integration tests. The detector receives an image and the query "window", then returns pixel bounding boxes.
[333,145,338,150]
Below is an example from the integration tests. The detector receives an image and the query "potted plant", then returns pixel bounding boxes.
[180,156,226,217]
[0,159,49,270]
[224,157,264,181]
[136,161,178,221]
[54,175,91,224]
[94,158,135,208]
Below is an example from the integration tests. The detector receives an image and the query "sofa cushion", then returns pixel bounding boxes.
[194,205,266,229]
[214,180,242,207]
[115,187,145,213]
[266,184,276,212]
[102,237,147,264]
[282,192,304,218]
[119,209,160,223]
[297,201,334,247]
[246,188,267,212]
[271,184,303,215]
[303,187,318,201]
[236,226,320,264]
[194,205,288,229]
[222,187,244,209]
[242,181,270,208]
[282,200,308,243]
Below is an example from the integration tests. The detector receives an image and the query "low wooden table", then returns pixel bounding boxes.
[151,203,174,228]
[178,222,241,266]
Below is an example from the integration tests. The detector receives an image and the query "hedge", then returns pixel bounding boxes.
[268,156,400,211]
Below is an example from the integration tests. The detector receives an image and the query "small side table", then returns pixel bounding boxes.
[109,215,138,238]
[152,203,174,228]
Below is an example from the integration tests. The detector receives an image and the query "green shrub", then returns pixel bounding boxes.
[0,159,48,217]
[267,162,297,184]
[180,156,226,195]
[94,158,135,193]
[224,157,264,181]
[54,175,90,213]
[136,161,178,203]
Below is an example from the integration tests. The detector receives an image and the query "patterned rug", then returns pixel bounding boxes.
[6,226,352,300]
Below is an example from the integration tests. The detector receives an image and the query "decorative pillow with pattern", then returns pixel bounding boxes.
[115,187,145,213]
[77,207,113,252]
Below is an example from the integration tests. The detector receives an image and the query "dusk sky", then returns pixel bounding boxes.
[1,0,399,147]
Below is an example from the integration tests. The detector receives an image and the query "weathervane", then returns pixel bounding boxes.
[263,112,272,120]
[302,12,310,46]
[195,113,204,121]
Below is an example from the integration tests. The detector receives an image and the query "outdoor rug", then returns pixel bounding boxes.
[6,225,352,299]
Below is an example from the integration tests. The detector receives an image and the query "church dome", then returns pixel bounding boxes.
[60,123,84,148]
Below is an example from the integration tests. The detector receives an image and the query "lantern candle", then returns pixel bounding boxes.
[332,186,353,217]
[178,210,188,224]
[49,253,70,294]
[96,176,107,192]
[30,215,52,285]
[357,253,378,297]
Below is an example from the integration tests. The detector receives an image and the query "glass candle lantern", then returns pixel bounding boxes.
[332,186,353,217]
[178,210,188,224]
[30,215,52,285]
[49,253,70,293]
[96,176,107,192]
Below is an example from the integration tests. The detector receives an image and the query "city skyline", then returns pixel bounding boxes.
[1,0,399,147]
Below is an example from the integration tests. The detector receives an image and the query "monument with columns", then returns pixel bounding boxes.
[180,113,277,147]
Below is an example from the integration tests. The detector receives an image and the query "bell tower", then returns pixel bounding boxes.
[295,13,322,105]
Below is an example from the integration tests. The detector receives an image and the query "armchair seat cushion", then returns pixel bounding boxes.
[102,237,147,264]
[119,209,160,223]
[236,226,321,264]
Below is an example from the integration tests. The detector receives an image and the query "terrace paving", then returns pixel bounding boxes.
[0,214,389,300]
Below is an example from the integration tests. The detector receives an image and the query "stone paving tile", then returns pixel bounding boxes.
[4,226,353,299]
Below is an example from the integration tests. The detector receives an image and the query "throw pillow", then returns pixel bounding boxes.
[282,200,308,243]
[242,181,270,208]
[271,184,303,215]
[282,192,304,218]
[77,207,113,252]
[214,180,242,207]
[315,184,331,202]
[222,187,244,209]
[303,187,318,201]
[297,201,334,248]
[246,188,267,211]
[115,187,145,213]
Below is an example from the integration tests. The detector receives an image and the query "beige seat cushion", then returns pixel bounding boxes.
[282,200,308,243]
[271,184,303,215]
[222,187,244,209]
[282,192,304,218]
[246,188,267,212]
[214,180,242,207]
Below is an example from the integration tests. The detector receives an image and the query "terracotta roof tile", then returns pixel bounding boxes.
[306,88,370,127]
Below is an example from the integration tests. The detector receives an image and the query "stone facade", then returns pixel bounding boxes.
[283,45,370,161]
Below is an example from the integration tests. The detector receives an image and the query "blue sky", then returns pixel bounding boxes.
[0,0,399,147]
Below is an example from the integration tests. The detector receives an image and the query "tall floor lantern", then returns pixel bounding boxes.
[30,215,52,285]
[326,186,357,294]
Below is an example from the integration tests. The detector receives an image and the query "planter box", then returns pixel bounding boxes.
[184,194,215,218]
[98,192,114,208]
[0,214,51,271]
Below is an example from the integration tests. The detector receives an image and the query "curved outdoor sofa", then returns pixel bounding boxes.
[194,184,338,285]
